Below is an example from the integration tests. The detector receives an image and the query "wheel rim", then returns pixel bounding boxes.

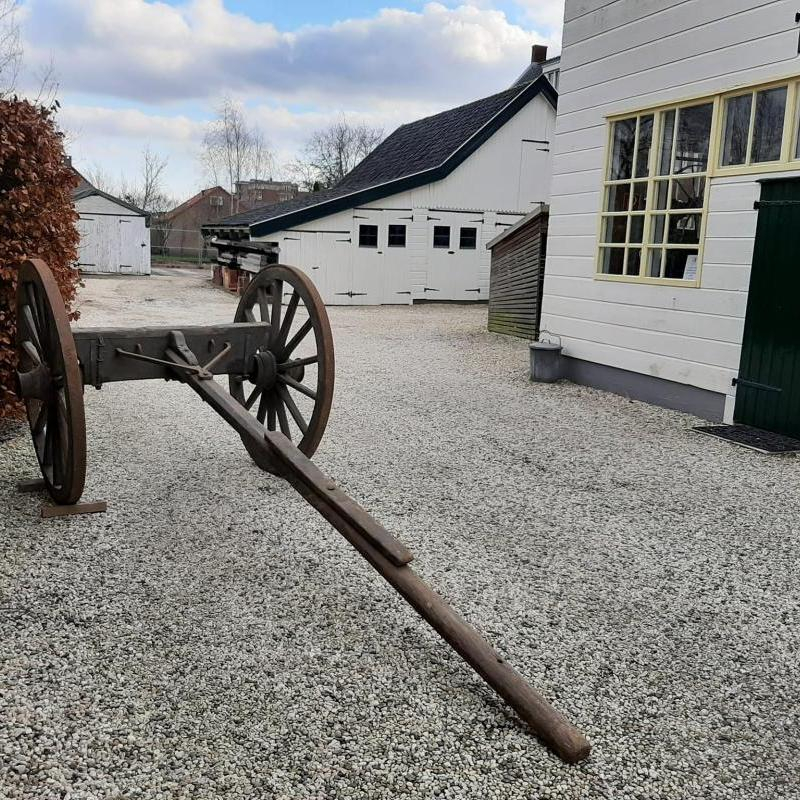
[15,258,86,505]
[229,264,334,466]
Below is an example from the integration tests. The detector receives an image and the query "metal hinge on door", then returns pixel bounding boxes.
[464,288,481,294]
[753,200,800,209]
[335,291,367,298]
[423,287,440,293]
[732,377,782,392]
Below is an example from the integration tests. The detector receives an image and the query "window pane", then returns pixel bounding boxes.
[609,118,637,180]
[751,86,787,163]
[659,110,675,175]
[650,214,666,244]
[627,248,642,275]
[654,180,669,209]
[647,249,663,278]
[388,224,406,247]
[668,213,701,245]
[635,115,654,177]
[601,215,627,243]
[671,176,705,209]
[673,103,713,174]
[605,183,630,212]
[459,227,477,249]
[433,225,450,248]
[665,248,699,280]
[629,215,644,243]
[721,93,752,166]
[358,224,378,247]
[631,181,648,211]
[600,247,625,275]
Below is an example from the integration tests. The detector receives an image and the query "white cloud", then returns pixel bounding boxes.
[18,0,564,197]
[20,0,557,105]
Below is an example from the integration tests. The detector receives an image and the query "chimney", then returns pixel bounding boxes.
[531,44,548,64]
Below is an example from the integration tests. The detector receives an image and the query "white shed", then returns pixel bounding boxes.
[204,67,557,305]
[74,187,151,276]
[539,0,800,437]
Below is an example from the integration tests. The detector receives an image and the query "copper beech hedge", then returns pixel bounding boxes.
[0,98,80,417]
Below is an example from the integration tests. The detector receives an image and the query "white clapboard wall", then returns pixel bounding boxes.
[251,92,556,305]
[541,0,800,418]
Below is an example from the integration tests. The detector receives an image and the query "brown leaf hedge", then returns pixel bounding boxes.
[0,98,80,417]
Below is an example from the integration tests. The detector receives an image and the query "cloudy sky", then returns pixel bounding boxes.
[16,0,564,201]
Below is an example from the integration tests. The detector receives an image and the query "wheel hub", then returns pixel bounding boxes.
[251,349,278,391]
[16,363,53,401]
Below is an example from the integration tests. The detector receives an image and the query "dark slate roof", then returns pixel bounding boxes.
[205,75,556,238]
[511,63,543,88]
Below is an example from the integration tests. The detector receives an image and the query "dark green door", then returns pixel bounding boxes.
[735,178,800,437]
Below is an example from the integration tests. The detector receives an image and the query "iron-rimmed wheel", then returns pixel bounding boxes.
[229,264,334,470]
[15,258,86,505]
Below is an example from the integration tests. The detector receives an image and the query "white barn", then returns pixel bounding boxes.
[540,0,800,438]
[205,73,557,305]
[74,186,151,276]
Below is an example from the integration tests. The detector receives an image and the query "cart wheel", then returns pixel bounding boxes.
[229,264,334,470]
[15,258,86,505]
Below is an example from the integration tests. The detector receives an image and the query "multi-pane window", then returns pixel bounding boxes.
[358,224,378,247]
[433,226,450,248]
[388,224,406,247]
[599,102,712,282]
[721,86,788,167]
[459,227,477,249]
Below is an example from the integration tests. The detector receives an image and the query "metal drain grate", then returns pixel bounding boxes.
[694,424,800,454]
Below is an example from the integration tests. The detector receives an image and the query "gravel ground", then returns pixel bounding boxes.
[1,271,799,799]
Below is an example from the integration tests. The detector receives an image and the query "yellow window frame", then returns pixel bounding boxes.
[596,72,800,287]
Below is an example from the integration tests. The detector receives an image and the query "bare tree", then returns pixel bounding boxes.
[200,96,274,208]
[119,145,170,212]
[290,115,384,190]
[0,0,22,97]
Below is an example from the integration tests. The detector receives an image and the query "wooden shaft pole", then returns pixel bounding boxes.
[169,356,590,763]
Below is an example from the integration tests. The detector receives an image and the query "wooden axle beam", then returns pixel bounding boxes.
[73,322,270,387]
[166,346,590,764]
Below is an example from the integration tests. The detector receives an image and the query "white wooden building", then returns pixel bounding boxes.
[74,187,151,276]
[539,0,800,435]
[205,70,557,305]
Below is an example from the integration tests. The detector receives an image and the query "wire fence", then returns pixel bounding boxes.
[149,227,215,268]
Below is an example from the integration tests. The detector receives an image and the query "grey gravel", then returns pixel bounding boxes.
[1,270,799,799]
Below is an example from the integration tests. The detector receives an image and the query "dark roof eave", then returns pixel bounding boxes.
[246,76,557,239]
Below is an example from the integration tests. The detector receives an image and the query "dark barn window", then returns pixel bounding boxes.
[388,224,406,247]
[359,224,378,247]
[459,227,477,249]
[433,225,450,248]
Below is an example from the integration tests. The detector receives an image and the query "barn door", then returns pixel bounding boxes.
[76,216,97,271]
[118,218,144,274]
[734,178,800,437]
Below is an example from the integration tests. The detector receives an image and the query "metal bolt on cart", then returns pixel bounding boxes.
[14,257,590,764]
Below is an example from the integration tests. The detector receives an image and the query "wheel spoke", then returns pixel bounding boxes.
[256,391,270,424]
[283,318,313,358]
[256,286,270,322]
[25,283,44,336]
[278,354,318,371]
[245,385,262,410]
[21,340,41,365]
[270,280,283,345]
[275,397,291,439]
[267,398,276,431]
[42,412,54,472]
[243,307,256,323]
[279,373,317,400]
[277,291,299,347]
[32,401,47,440]
[277,384,308,435]
[20,305,44,354]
